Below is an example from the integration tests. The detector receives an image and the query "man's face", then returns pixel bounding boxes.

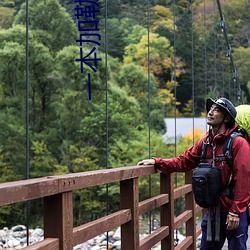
[207,104,226,127]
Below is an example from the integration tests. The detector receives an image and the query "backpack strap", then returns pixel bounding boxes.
[201,141,226,163]
[200,142,208,162]
[201,132,242,166]
[223,131,242,169]
[223,132,243,200]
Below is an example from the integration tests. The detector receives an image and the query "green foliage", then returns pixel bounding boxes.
[62,145,99,173]
[14,0,78,52]
[30,141,56,177]
[149,5,174,32]
[114,62,165,132]
[124,32,174,77]
[102,18,140,60]
[222,0,250,45]
[0,41,26,105]
[0,145,18,182]
[0,112,26,181]
[0,7,15,29]
[109,128,170,169]
[0,204,26,228]
[234,46,250,101]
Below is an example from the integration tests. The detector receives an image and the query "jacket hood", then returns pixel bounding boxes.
[206,123,239,143]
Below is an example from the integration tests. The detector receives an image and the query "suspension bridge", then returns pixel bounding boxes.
[1,164,250,249]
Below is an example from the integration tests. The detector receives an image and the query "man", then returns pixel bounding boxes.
[138,97,250,250]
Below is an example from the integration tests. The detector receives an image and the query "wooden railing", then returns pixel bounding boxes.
[0,165,203,250]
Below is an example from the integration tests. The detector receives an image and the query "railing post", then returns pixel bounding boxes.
[185,171,196,250]
[120,178,139,250]
[44,192,73,250]
[160,173,174,250]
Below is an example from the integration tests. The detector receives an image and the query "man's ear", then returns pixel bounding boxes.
[224,114,232,123]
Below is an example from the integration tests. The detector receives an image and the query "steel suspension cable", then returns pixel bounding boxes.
[147,1,151,171]
[25,0,30,245]
[213,0,217,94]
[105,0,109,248]
[203,0,207,97]
[172,0,179,245]
[25,0,29,181]
[191,0,195,144]
[216,0,242,104]
[147,0,152,234]
[218,35,225,96]
[228,64,231,99]
[173,0,177,159]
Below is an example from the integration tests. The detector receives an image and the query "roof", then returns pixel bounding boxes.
[163,117,208,144]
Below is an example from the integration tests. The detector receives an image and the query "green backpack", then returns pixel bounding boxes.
[235,105,250,142]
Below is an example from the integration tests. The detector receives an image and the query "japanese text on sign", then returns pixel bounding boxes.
[75,0,102,100]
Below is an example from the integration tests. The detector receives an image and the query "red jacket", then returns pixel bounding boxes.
[154,124,250,216]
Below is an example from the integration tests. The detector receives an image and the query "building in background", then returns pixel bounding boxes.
[163,117,208,144]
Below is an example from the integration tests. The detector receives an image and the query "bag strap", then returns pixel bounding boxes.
[206,208,212,241]
[215,204,220,241]
[223,131,242,169]
[200,142,208,163]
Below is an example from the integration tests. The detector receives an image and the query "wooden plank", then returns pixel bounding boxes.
[196,226,202,237]
[57,165,156,192]
[195,204,203,213]
[0,165,156,206]
[174,184,192,199]
[73,209,131,245]
[120,178,140,250]
[22,238,59,250]
[195,206,203,243]
[139,194,169,216]
[175,236,193,250]
[0,177,59,206]
[185,171,196,250]
[174,210,192,229]
[161,173,174,250]
[44,192,73,250]
[139,226,169,250]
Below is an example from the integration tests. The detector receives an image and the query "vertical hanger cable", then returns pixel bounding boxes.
[172,0,179,245]
[147,0,152,234]
[105,0,109,247]
[213,0,217,94]
[204,0,207,98]
[25,0,30,245]
[191,0,195,144]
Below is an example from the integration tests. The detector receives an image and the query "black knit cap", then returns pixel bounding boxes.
[206,97,237,120]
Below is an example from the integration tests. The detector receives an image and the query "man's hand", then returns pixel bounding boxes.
[137,159,155,166]
[226,213,240,230]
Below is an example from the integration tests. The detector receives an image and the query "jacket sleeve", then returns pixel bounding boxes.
[229,136,250,215]
[153,140,203,174]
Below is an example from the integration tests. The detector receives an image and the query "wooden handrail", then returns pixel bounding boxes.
[0,165,203,250]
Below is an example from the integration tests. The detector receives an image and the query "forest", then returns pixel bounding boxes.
[0,0,249,228]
